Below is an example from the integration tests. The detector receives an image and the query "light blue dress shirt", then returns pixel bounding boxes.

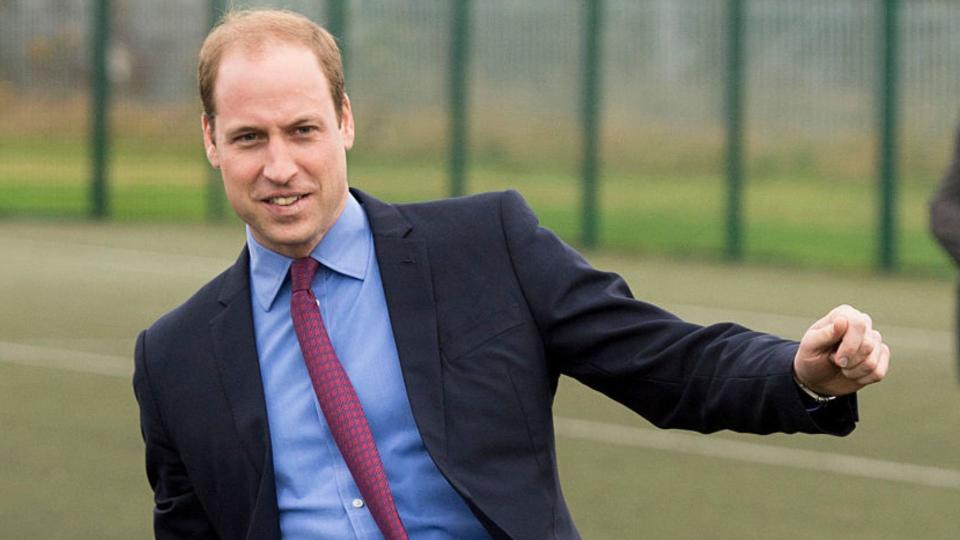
[247,194,490,539]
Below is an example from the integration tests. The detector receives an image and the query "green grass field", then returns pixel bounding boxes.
[1,220,958,539]
[1,135,954,278]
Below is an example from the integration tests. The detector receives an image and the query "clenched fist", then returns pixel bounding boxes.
[793,304,891,397]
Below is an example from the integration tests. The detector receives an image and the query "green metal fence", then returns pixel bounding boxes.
[2,0,959,275]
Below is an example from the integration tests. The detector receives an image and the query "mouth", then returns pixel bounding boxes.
[264,194,306,207]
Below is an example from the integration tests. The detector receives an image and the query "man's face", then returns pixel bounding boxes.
[202,42,354,259]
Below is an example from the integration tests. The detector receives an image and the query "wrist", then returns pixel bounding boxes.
[793,374,837,405]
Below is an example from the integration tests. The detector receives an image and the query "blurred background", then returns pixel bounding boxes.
[3,0,960,273]
[2,0,959,538]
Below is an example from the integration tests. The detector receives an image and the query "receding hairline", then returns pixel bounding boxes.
[198,9,345,125]
[215,38,326,79]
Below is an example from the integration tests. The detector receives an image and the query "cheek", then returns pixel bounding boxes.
[220,158,259,191]
[219,171,247,213]
[305,144,345,173]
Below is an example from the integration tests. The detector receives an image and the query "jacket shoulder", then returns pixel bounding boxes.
[141,254,244,350]
[396,189,528,216]
[392,190,537,242]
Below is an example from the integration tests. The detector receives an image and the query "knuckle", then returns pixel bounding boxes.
[876,363,889,379]
[853,316,869,332]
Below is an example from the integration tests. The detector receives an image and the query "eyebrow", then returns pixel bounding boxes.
[223,125,263,140]
[287,115,325,129]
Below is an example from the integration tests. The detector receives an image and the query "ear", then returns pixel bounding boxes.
[201,113,221,169]
[339,93,355,151]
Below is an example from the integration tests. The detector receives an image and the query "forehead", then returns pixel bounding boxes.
[213,42,331,122]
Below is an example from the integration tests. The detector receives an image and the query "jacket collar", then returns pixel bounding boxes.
[350,188,413,238]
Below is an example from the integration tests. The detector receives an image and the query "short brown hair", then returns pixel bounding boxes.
[198,9,345,125]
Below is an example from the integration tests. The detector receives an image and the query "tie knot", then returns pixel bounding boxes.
[290,257,320,292]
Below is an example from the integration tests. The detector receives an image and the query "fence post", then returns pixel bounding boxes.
[581,0,604,249]
[725,0,745,260]
[448,0,471,197]
[327,0,349,74]
[206,0,226,221]
[90,0,110,219]
[877,0,899,271]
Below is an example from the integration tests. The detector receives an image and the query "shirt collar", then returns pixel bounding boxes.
[247,192,370,312]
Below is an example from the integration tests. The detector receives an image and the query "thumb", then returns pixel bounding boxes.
[806,316,848,352]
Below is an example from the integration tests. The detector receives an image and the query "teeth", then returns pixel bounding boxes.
[269,195,301,206]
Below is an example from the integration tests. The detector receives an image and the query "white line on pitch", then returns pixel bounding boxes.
[555,416,960,491]
[0,341,131,378]
[0,236,234,266]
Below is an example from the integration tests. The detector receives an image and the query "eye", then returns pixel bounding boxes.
[232,132,261,144]
[294,125,318,136]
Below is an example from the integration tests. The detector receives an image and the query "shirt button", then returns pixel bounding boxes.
[352,498,364,509]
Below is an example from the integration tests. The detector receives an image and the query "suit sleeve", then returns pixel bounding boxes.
[930,125,960,267]
[497,190,857,436]
[133,330,219,539]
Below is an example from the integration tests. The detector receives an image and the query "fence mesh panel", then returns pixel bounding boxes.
[1,0,958,272]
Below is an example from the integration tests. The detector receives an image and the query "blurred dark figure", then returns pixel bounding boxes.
[929,125,960,381]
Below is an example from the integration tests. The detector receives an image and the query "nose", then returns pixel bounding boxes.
[262,139,297,184]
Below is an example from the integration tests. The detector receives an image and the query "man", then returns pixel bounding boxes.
[930,123,960,381]
[134,9,890,540]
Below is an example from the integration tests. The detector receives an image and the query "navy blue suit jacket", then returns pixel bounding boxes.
[133,189,857,539]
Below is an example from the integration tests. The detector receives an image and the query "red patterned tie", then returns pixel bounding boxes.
[289,257,408,540]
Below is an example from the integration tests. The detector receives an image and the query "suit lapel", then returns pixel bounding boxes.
[209,248,271,477]
[355,189,448,459]
[204,249,286,539]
